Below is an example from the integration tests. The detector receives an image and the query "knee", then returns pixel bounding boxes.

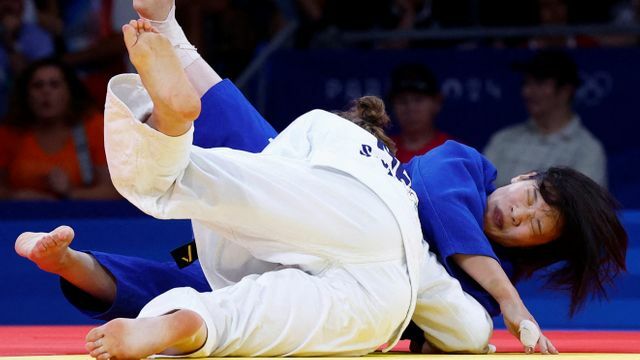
[459,313,493,353]
[447,311,493,353]
[428,310,493,354]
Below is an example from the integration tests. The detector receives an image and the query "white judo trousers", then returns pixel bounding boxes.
[104,74,493,357]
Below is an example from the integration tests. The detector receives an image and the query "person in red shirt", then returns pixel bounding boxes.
[0,58,120,200]
[388,63,452,163]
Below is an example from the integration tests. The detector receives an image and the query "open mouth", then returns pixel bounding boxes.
[494,206,504,229]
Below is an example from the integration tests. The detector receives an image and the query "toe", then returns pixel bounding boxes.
[142,19,152,32]
[85,341,96,352]
[97,352,112,360]
[15,232,36,256]
[122,23,139,49]
[90,346,108,358]
[86,327,105,342]
[42,234,57,248]
[38,239,49,252]
[55,225,74,239]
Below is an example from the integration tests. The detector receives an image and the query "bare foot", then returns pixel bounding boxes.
[134,0,173,21]
[85,310,206,359]
[122,19,200,135]
[15,225,75,274]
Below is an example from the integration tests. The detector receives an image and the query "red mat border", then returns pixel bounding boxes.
[1,326,639,356]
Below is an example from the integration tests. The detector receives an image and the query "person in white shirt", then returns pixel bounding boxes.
[484,50,607,188]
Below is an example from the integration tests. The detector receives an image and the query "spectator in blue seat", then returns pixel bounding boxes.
[484,50,607,188]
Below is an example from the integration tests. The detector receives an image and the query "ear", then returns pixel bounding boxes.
[511,171,538,184]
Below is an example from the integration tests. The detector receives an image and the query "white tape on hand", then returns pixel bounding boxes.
[519,319,541,353]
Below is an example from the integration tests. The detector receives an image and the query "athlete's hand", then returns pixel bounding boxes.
[536,333,558,355]
[500,301,558,354]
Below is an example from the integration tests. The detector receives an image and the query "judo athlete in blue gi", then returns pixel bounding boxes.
[15,0,627,356]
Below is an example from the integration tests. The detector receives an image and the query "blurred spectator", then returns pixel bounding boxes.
[527,0,600,48]
[0,0,55,116]
[34,0,136,104]
[294,0,477,48]
[388,63,452,163]
[181,0,281,79]
[382,0,477,48]
[612,0,640,25]
[294,0,391,47]
[0,58,120,200]
[480,0,538,28]
[601,0,640,46]
[483,50,607,187]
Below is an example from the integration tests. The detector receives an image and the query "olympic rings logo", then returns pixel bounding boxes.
[575,71,614,107]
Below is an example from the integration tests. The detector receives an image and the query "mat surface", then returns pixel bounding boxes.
[1,326,639,357]
[2,355,640,360]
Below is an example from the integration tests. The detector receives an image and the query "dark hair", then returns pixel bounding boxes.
[503,167,628,316]
[6,57,95,129]
[337,96,397,155]
[512,50,581,88]
[389,63,440,99]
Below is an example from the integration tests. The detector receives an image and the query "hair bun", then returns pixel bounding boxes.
[337,96,396,155]
[355,96,390,128]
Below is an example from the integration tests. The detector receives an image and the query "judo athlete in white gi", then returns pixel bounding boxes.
[84,19,493,360]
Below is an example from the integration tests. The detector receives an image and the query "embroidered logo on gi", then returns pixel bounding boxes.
[171,240,199,268]
[359,140,418,207]
[360,140,412,185]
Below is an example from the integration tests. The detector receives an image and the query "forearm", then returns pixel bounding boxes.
[451,254,522,306]
[452,254,557,353]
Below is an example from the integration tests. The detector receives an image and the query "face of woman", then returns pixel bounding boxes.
[392,92,441,133]
[28,66,71,122]
[483,177,563,248]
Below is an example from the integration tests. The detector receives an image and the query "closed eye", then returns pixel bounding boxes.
[537,219,542,236]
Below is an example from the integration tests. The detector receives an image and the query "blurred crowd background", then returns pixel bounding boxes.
[1,0,639,205]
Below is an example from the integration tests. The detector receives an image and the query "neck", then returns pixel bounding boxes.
[533,108,573,134]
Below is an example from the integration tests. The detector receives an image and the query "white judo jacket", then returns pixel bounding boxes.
[104,75,492,355]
